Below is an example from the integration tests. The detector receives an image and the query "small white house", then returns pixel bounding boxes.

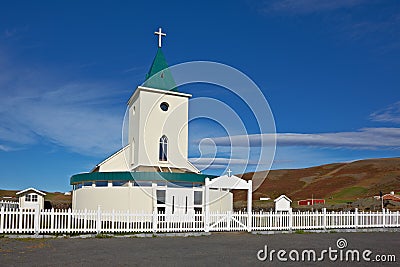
[274,195,292,212]
[16,188,46,210]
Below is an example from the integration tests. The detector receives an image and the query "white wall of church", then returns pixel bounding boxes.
[72,186,153,213]
[128,92,140,168]
[72,186,232,213]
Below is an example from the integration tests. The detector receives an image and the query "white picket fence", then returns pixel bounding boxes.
[0,207,399,235]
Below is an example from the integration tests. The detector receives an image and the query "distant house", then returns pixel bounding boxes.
[382,192,400,202]
[298,199,325,206]
[274,195,292,212]
[373,191,400,202]
[16,188,46,210]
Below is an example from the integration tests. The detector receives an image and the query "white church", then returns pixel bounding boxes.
[71,29,252,214]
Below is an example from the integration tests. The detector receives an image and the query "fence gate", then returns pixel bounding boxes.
[204,174,253,232]
[208,211,249,231]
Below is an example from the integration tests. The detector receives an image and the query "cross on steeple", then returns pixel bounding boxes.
[227,169,232,177]
[154,27,166,48]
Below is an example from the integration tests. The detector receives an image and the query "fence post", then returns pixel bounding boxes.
[228,211,232,231]
[204,178,210,233]
[354,208,358,229]
[34,206,40,235]
[111,210,115,233]
[84,208,87,232]
[322,208,327,230]
[247,180,252,232]
[0,206,4,234]
[18,208,23,233]
[96,205,101,234]
[67,208,72,233]
[247,209,252,232]
[51,208,55,233]
[289,208,293,231]
[382,208,386,228]
[152,209,157,233]
[151,183,158,233]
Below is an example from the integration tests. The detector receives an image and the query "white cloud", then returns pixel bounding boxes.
[0,55,127,156]
[210,127,400,149]
[0,144,11,151]
[370,101,400,124]
[190,157,261,166]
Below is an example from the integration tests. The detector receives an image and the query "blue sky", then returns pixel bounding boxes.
[0,0,399,191]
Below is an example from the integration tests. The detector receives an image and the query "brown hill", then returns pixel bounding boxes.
[236,157,400,206]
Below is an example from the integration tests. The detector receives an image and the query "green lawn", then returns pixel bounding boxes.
[332,186,368,200]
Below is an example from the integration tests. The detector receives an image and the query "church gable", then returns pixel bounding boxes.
[92,146,130,173]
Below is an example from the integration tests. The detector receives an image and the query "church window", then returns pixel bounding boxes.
[31,194,38,202]
[172,196,175,214]
[134,181,152,187]
[194,191,202,205]
[95,181,108,187]
[130,139,135,165]
[160,102,169,112]
[159,135,168,161]
[157,190,166,204]
[83,181,92,187]
[112,181,126,187]
[25,195,31,202]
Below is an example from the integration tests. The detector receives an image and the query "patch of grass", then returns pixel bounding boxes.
[332,187,368,200]
[325,199,353,205]
[95,234,112,239]
[294,230,306,234]
[112,232,141,236]
[68,232,83,237]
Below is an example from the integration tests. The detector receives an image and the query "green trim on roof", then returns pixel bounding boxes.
[70,172,216,185]
[142,48,178,91]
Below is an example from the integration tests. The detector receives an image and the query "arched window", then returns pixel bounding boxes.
[159,135,168,161]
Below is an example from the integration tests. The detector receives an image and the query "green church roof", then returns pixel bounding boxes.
[142,48,178,91]
[70,172,216,185]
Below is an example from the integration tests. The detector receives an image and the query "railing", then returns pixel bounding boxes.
[0,207,399,235]
[0,200,19,210]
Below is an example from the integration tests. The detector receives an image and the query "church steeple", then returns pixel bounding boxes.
[143,27,177,91]
[143,48,177,91]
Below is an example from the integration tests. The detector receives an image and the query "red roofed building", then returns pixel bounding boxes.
[382,192,400,202]
[298,199,325,206]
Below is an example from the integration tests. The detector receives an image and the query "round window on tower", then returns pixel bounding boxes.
[160,102,169,112]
